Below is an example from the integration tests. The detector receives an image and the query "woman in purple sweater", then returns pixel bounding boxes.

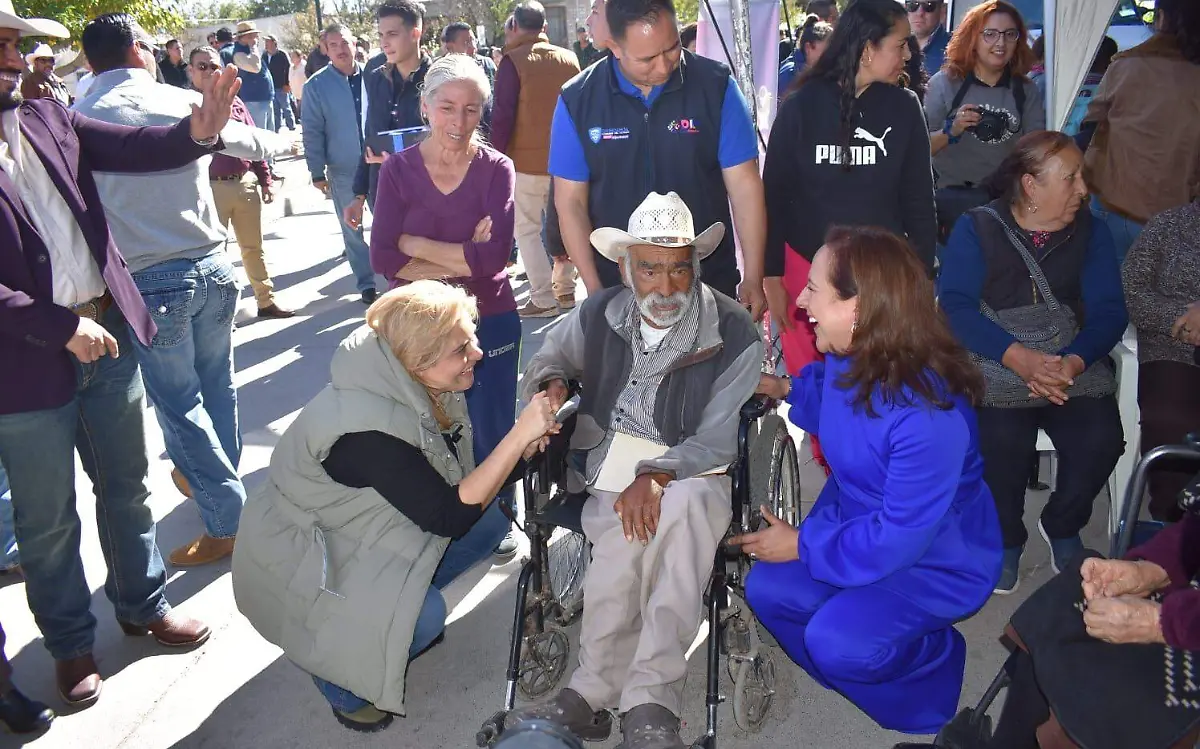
[370,53,520,559]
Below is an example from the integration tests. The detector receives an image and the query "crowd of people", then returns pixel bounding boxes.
[0,0,1198,747]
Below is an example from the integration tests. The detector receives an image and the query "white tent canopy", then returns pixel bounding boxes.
[952,0,1123,130]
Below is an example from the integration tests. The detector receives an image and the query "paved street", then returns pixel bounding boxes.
[0,152,1112,749]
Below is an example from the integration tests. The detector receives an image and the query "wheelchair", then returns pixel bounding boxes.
[927,432,1200,749]
[476,393,803,748]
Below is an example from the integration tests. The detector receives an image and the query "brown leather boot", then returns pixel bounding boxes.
[170,468,192,498]
[168,534,235,567]
[54,654,101,708]
[118,610,211,648]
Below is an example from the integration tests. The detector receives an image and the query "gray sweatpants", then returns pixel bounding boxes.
[567,476,732,716]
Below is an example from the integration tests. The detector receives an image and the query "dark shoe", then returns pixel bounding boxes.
[54,655,101,708]
[360,289,378,305]
[1038,520,1083,575]
[331,703,393,732]
[617,703,684,749]
[118,610,211,648]
[0,687,55,734]
[993,546,1023,595]
[505,687,612,741]
[493,530,519,560]
[257,303,295,319]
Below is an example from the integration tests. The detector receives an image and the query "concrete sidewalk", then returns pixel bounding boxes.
[0,152,1113,749]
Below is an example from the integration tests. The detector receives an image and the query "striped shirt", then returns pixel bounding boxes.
[585,294,702,484]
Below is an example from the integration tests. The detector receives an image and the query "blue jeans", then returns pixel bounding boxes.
[328,169,376,294]
[242,98,275,134]
[0,305,169,659]
[463,310,522,521]
[311,500,510,713]
[272,89,296,131]
[0,461,17,569]
[130,252,245,539]
[1090,195,1143,266]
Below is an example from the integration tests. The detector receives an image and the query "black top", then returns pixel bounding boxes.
[321,430,524,539]
[264,49,291,89]
[763,78,937,274]
[354,55,431,200]
[347,69,364,147]
[161,60,189,89]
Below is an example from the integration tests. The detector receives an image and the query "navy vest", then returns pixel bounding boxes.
[233,42,274,102]
[560,52,741,298]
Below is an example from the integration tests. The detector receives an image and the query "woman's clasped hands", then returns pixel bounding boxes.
[1078,557,1171,645]
[1001,343,1085,405]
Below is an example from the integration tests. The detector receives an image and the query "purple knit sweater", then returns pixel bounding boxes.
[369,143,517,317]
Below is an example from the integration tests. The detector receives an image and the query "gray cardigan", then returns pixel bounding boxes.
[1121,200,1200,367]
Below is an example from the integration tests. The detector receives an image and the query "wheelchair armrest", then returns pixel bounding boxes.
[740,394,773,423]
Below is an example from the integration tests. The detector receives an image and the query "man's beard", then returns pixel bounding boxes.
[0,82,22,112]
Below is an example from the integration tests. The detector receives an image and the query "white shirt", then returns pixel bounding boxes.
[0,110,106,307]
[640,318,674,350]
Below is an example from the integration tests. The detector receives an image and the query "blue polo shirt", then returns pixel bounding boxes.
[548,61,758,182]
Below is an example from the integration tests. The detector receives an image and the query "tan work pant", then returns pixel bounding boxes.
[211,175,274,308]
[568,475,732,716]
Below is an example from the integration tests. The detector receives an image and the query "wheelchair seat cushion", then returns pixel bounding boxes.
[537,490,589,535]
[1009,550,1200,749]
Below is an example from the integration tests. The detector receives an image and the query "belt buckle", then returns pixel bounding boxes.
[71,299,99,320]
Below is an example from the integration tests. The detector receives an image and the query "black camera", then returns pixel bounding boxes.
[968,105,1018,144]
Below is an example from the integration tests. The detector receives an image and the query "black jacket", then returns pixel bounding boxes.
[353,56,430,202]
[264,49,290,89]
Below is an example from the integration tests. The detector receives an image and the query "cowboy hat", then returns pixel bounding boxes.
[590,191,725,264]
[234,21,261,36]
[0,0,68,38]
[24,41,54,65]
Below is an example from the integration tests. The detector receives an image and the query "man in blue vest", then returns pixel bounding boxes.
[231,21,275,135]
[547,0,768,320]
[907,0,949,77]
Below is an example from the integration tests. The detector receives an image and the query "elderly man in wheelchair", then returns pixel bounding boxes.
[495,192,765,749]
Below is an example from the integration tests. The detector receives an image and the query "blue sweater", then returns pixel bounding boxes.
[937,213,1128,366]
[786,355,1001,614]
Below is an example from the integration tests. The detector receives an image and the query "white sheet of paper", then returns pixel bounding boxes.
[594,432,669,493]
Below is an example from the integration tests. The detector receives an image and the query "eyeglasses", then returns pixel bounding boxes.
[981,28,1021,44]
[192,62,219,72]
[904,1,942,13]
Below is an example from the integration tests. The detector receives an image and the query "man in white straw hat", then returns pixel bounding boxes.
[231,20,276,136]
[20,41,68,105]
[0,1,242,711]
[512,191,763,748]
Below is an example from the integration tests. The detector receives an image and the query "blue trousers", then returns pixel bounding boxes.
[1090,195,1143,266]
[745,558,966,735]
[0,461,16,569]
[0,305,169,659]
[313,311,520,713]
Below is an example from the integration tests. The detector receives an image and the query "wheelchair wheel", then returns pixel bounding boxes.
[747,414,801,530]
[546,529,588,625]
[517,629,570,699]
[731,651,776,733]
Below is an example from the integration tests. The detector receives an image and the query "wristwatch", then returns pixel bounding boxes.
[943,116,962,145]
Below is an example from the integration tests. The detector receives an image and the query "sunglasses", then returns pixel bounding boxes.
[192,62,220,72]
[981,28,1021,44]
[905,1,942,12]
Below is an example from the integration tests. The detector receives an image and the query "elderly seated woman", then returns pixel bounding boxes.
[508,192,763,749]
[938,129,1128,595]
[231,282,557,733]
[901,472,1200,749]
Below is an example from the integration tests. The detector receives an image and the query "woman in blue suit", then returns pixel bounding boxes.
[735,226,1002,736]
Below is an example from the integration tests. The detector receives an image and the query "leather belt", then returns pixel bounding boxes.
[211,173,246,181]
[70,290,112,321]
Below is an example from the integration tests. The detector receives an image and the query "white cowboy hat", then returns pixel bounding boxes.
[590,191,725,264]
[24,42,54,65]
[0,0,68,38]
[234,20,261,36]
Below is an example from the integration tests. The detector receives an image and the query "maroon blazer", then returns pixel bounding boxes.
[0,99,215,416]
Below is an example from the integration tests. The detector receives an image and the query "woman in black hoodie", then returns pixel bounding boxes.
[763,0,937,438]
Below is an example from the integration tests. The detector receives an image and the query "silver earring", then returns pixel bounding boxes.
[851,320,858,334]
[1029,203,1039,213]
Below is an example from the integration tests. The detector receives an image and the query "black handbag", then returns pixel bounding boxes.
[968,207,1117,408]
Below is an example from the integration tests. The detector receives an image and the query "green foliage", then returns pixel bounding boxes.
[676,0,699,24]
[15,0,186,38]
